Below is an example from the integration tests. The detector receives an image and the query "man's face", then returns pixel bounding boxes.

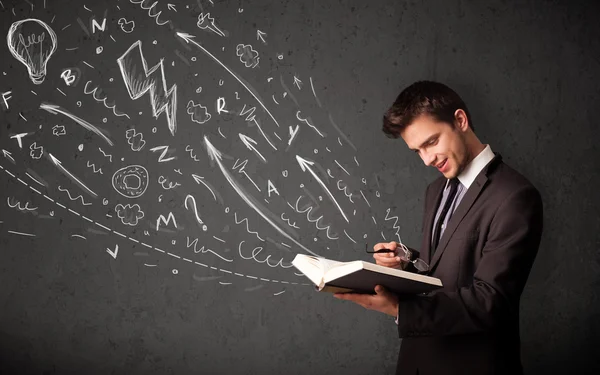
[400,114,470,179]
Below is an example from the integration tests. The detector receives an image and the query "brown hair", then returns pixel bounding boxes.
[382,80,474,138]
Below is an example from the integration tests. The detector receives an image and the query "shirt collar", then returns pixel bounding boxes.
[446,144,495,190]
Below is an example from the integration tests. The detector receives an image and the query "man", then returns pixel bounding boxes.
[334,81,544,375]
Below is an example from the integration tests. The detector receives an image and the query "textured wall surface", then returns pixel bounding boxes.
[0,0,598,374]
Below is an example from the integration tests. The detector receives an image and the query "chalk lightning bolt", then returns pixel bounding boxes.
[204,136,319,257]
[117,40,177,135]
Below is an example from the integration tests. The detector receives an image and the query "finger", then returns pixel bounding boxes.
[373,243,386,251]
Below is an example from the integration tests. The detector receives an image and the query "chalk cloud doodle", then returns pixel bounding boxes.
[115,203,145,226]
[236,44,260,68]
[186,100,211,124]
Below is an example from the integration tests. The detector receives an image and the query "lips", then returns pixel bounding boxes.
[437,159,448,171]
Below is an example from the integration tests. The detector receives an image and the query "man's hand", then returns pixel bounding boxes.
[333,285,399,317]
[372,241,410,269]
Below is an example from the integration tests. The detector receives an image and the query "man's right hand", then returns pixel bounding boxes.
[372,241,411,270]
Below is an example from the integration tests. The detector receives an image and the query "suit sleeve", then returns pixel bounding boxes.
[396,185,543,337]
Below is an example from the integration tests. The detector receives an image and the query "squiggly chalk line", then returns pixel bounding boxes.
[57,185,92,206]
[234,212,265,241]
[129,0,170,26]
[294,196,339,240]
[0,163,310,288]
[83,80,130,119]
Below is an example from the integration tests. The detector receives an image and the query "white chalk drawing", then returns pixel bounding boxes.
[233,212,265,242]
[115,203,144,226]
[2,91,12,109]
[360,190,371,207]
[239,133,266,163]
[334,159,350,175]
[7,230,36,237]
[40,103,113,146]
[191,174,218,201]
[52,125,66,136]
[149,145,176,162]
[343,229,356,243]
[7,18,57,84]
[296,110,324,137]
[86,161,103,174]
[112,165,149,198]
[129,0,170,26]
[185,145,200,162]
[49,154,97,198]
[187,100,211,124]
[117,40,178,135]
[186,237,233,262]
[84,80,131,118]
[236,44,259,68]
[184,194,207,230]
[57,185,92,205]
[239,104,277,150]
[167,3,176,12]
[2,149,15,164]
[8,163,312,287]
[10,133,29,148]
[125,128,145,151]
[60,69,76,86]
[117,17,135,33]
[156,212,177,231]
[7,197,38,211]
[197,12,225,37]
[309,77,322,107]
[296,155,349,223]
[384,208,402,243]
[293,195,339,240]
[71,234,87,240]
[238,241,293,269]
[158,175,180,190]
[280,213,300,229]
[25,170,46,186]
[177,32,281,129]
[267,180,280,197]
[337,180,354,203]
[232,158,261,192]
[288,125,300,146]
[29,142,43,159]
[106,244,119,259]
[293,75,303,90]
[256,30,267,44]
[205,136,318,256]
[98,147,112,162]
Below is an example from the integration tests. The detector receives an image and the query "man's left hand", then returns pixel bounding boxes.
[334,285,399,317]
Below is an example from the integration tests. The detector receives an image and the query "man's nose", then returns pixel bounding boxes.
[422,152,436,167]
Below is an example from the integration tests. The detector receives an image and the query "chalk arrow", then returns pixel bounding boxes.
[2,149,15,164]
[296,155,349,223]
[204,136,319,256]
[175,31,281,128]
[167,3,177,11]
[256,30,267,44]
[40,103,113,146]
[48,153,98,198]
[239,133,266,163]
[106,244,119,259]
[293,75,303,90]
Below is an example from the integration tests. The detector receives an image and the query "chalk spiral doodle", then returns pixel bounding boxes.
[112,165,149,198]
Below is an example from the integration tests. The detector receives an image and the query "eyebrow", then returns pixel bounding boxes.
[410,133,440,151]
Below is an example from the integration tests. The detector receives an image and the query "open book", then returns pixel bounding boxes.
[292,254,443,295]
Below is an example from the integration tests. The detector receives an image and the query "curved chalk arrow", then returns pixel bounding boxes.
[204,136,319,257]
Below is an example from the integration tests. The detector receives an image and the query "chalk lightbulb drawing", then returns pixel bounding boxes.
[7,18,57,85]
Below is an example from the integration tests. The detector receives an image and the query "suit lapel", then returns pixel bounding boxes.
[422,178,446,266]
[427,153,503,273]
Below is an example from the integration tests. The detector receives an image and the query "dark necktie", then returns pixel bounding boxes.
[432,178,460,253]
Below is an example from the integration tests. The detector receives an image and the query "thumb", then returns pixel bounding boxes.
[374,285,389,295]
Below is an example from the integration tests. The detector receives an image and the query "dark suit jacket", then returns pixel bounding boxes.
[395,153,544,375]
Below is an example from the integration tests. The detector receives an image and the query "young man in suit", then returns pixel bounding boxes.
[334,81,544,375]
